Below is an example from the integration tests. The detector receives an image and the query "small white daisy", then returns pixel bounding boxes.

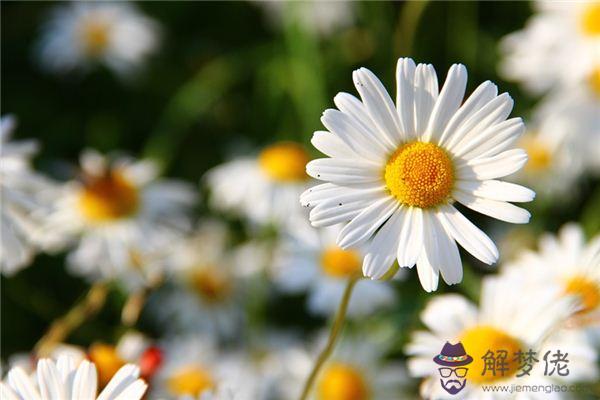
[205,141,312,230]
[302,57,534,291]
[273,224,396,318]
[266,331,409,400]
[499,1,600,94]
[0,115,60,275]
[0,355,147,400]
[152,336,267,400]
[36,2,160,77]
[405,275,581,399]
[150,220,244,338]
[503,223,600,328]
[40,150,196,290]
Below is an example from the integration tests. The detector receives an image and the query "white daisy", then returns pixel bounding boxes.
[273,224,396,318]
[266,331,409,400]
[256,0,354,37]
[406,275,582,399]
[503,223,600,328]
[0,115,60,275]
[40,150,196,290]
[205,141,312,230]
[302,57,534,291]
[499,1,600,95]
[36,2,160,77]
[150,220,244,338]
[0,355,147,400]
[152,336,267,400]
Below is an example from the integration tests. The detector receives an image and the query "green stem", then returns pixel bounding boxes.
[394,0,429,57]
[298,275,359,400]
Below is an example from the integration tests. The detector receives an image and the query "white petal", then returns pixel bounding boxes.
[395,57,417,138]
[457,180,535,203]
[423,64,467,143]
[37,359,65,400]
[353,67,403,144]
[436,204,499,265]
[337,196,399,249]
[421,294,477,335]
[333,92,396,151]
[452,117,525,159]
[311,131,356,159]
[363,208,404,279]
[71,361,97,400]
[0,382,20,400]
[424,213,463,286]
[454,190,531,224]
[97,365,140,400]
[301,182,383,207]
[310,198,378,228]
[306,158,381,184]
[438,80,498,146]
[414,64,439,136]
[111,380,147,400]
[456,149,528,180]
[397,206,423,268]
[8,367,41,400]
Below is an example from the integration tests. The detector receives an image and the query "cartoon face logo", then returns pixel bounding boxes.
[433,341,473,395]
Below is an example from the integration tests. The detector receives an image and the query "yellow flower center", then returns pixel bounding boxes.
[384,142,454,208]
[88,344,126,388]
[320,247,363,278]
[258,142,310,182]
[80,17,110,57]
[589,68,600,97]
[581,2,600,36]
[564,275,600,314]
[79,171,140,223]
[459,325,523,384]
[191,268,232,303]
[167,365,215,397]
[317,363,369,400]
[520,135,552,173]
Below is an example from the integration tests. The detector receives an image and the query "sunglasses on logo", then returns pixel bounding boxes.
[438,367,468,378]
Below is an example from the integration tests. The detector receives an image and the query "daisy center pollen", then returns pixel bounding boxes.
[80,18,110,57]
[320,247,362,278]
[167,365,215,397]
[317,362,369,400]
[88,343,126,388]
[581,2,600,36]
[384,142,454,208]
[258,142,310,182]
[520,135,552,173]
[79,171,140,223]
[191,268,232,303]
[459,325,523,384]
[564,275,600,314]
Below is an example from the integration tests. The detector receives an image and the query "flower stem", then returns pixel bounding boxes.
[35,282,108,357]
[298,275,359,400]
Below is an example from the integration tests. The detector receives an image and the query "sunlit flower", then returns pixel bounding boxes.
[152,336,267,400]
[273,225,396,317]
[500,1,600,94]
[0,115,59,275]
[40,150,195,290]
[0,355,147,400]
[256,0,354,37]
[149,220,244,338]
[266,331,409,400]
[302,58,534,291]
[206,141,312,230]
[503,223,600,328]
[36,2,160,77]
[406,275,586,399]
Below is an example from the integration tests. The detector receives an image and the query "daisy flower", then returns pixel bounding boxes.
[36,2,160,77]
[152,336,267,400]
[405,275,583,399]
[205,141,312,230]
[273,225,396,318]
[0,355,147,400]
[266,331,410,400]
[150,220,244,338]
[40,150,196,290]
[302,57,534,291]
[503,223,600,328]
[499,1,600,94]
[0,115,60,275]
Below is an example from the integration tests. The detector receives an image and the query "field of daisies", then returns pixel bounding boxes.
[1,1,599,400]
